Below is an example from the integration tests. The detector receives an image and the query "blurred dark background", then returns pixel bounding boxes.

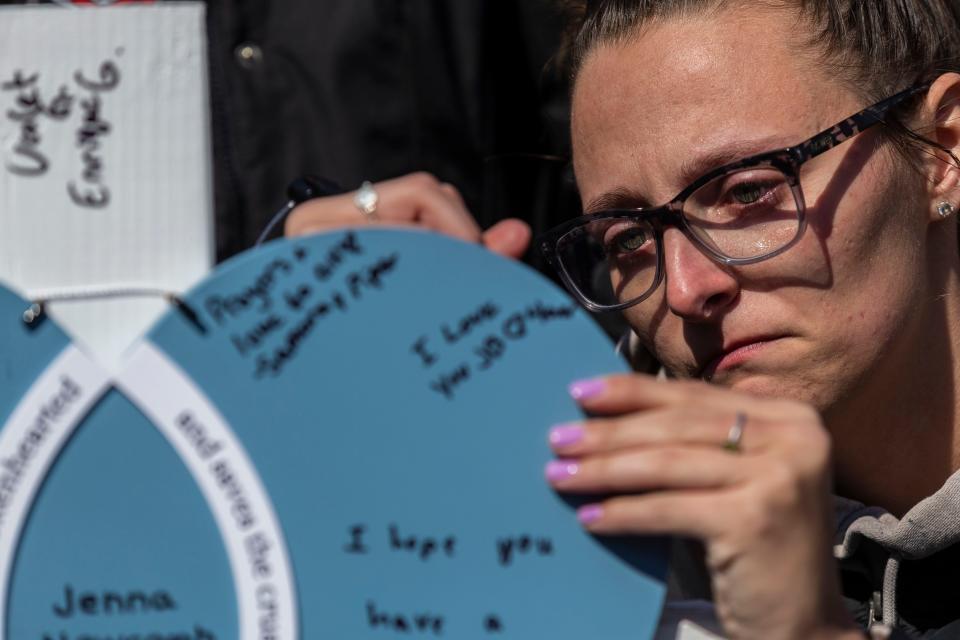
[204,0,579,262]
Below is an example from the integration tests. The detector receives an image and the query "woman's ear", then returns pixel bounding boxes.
[921,73,960,216]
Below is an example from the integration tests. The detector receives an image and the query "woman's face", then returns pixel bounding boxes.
[571,5,934,412]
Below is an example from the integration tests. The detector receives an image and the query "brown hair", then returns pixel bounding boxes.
[563,0,960,100]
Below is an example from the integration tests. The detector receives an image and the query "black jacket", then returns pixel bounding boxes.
[205,0,574,260]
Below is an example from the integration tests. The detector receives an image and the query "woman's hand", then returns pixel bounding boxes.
[547,374,862,640]
[284,172,532,259]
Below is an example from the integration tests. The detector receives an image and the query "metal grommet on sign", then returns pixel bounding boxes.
[21,301,45,329]
[353,180,380,221]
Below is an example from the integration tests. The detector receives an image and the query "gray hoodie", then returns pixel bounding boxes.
[834,470,960,638]
[659,473,960,639]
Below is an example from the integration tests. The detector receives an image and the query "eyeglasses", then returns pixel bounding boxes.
[538,82,932,313]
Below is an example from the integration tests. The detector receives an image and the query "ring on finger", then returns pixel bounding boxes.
[353,180,380,221]
[723,412,747,453]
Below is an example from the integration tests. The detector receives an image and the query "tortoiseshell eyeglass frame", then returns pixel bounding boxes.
[539,82,933,313]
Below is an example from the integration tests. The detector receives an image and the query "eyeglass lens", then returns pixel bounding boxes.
[556,166,803,309]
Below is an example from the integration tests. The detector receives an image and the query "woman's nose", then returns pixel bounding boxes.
[662,228,740,321]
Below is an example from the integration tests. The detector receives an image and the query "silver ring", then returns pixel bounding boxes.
[353,180,380,221]
[723,412,746,453]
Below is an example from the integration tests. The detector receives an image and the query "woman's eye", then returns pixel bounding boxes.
[607,227,649,254]
[730,182,768,205]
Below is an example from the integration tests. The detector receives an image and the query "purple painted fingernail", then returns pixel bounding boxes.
[577,504,604,525]
[549,423,584,449]
[545,459,580,482]
[569,378,606,401]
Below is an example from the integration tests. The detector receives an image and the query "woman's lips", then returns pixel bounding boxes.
[700,336,787,379]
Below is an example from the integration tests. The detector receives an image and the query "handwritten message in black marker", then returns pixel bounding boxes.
[2,57,120,209]
[342,523,555,635]
[409,300,580,400]
[69,60,120,209]
[43,583,217,640]
[201,233,401,379]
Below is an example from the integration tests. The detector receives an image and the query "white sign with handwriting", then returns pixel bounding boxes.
[0,4,213,370]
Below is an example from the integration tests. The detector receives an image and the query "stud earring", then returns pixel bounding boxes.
[938,201,957,219]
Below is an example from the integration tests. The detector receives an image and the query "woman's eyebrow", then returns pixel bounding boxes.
[678,135,794,184]
[584,187,650,213]
[584,135,797,213]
